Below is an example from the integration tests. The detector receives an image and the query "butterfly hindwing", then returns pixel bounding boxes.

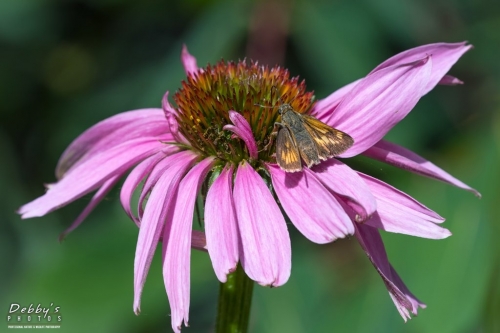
[301,115,354,159]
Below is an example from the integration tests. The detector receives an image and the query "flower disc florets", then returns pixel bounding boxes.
[173,60,315,167]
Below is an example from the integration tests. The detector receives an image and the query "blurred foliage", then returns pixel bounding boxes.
[1,0,499,332]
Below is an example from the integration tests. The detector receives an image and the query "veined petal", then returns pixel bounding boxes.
[19,137,170,219]
[268,164,353,243]
[355,224,425,321]
[370,42,472,95]
[205,164,240,282]
[181,44,198,76]
[363,140,480,197]
[120,152,169,224]
[330,56,432,157]
[59,174,121,241]
[162,157,215,333]
[56,109,169,179]
[234,161,291,286]
[312,159,377,222]
[133,150,198,315]
[310,79,361,122]
[223,111,258,160]
[162,91,178,116]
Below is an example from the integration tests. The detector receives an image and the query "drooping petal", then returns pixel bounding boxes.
[370,42,472,95]
[205,164,240,282]
[19,137,170,219]
[137,151,186,221]
[162,157,215,333]
[363,140,480,197]
[355,223,425,321]
[329,56,432,157]
[120,152,169,224]
[59,174,121,241]
[56,109,169,179]
[233,161,291,286]
[133,150,198,315]
[268,164,353,243]
[312,159,377,222]
[223,111,258,160]
[359,172,444,221]
[310,79,361,122]
[181,44,198,76]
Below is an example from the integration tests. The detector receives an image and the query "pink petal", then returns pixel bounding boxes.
[191,230,207,252]
[370,42,472,95]
[181,44,198,76]
[137,150,188,221]
[59,174,121,241]
[363,140,480,197]
[133,150,198,315]
[439,74,463,85]
[311,159,377,222]
[120,152,169,224]
[355,224,425,321]
[267,164,353,243]
[330,56,432,158]
[162,91,178,116]
[162,157,215,332]
[223,111,258,160]
[310,79,361,122]
[205,164,240,282]
[233,161,291,286]
[19,137,170,219]
[359,172,444,222]
[56,109,169,179]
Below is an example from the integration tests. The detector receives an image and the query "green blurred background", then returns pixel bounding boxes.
[1,0,499,332]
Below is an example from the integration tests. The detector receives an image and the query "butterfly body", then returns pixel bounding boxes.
[275,104,354,172]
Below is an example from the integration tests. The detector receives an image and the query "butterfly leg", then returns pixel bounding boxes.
[261,122,282,152]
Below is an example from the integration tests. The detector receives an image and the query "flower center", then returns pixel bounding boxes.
[173,60,315,167]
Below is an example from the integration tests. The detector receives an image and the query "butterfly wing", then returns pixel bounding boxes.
[301,115,354,159]
[276,126,302,172]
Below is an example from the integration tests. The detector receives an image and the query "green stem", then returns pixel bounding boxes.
[215,264,254,333]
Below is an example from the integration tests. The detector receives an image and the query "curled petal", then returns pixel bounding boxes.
[19,137,170,219]
[355,224,425,321]
[163,157,215,333]
[59,174,121,241]
[331,56,432,157]
[181,44,198,76]
[234,161,291,286]
[56,109,169,179]
[162,91,178,116]
[370,42,472,95]
[205,164,240,282]
[268,164,353,243]
[312,159,377,222]
[439,75,463,85]
[120,152,169,224]
[191,230,207,252]
[133,150,198,315]
[223,111,258,160]
[363,140,480,197]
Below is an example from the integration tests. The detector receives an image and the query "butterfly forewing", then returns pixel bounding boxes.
[276,126,302,172]
[301,115,354,158]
